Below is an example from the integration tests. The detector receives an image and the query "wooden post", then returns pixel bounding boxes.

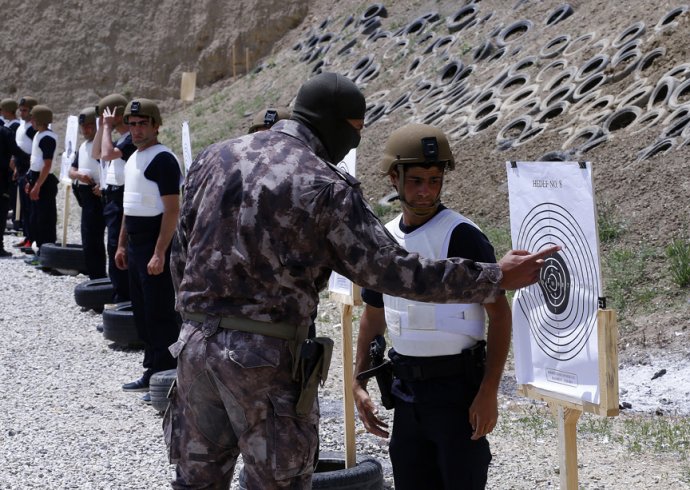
[598,309,619,416]
[245,47,250,75]
[61,184,70,247]
[557,406,581,489]
[340,303,356,468]
[232,43,237,79]
[517,308,619,487]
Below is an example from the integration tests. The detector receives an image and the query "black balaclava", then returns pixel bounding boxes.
[291,72,366,164]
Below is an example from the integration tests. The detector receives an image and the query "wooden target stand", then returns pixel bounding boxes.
[329,283,363,469]
[517,308,619,489]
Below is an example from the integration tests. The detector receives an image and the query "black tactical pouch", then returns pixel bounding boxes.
[295,337,334,416]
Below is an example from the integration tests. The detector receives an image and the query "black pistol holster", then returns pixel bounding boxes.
[355,335,395,409]
[295,337,334,416]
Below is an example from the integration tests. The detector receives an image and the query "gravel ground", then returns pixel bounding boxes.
[1,188,688,488]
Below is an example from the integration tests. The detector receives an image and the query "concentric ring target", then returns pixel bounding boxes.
[538,251,570,315]
[515,202,600,361]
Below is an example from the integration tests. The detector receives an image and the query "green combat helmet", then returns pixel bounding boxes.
[248,107,291,133]
[30,105,53,126]
[379,123,455,175]
[18,96,38,109]
[379,123,455,218]
[124,98,162,126]
[78,106,97,125]
[97,93,128,117]
[1,98,18,113]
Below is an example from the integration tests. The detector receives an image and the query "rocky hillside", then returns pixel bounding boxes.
[2,0,307,112]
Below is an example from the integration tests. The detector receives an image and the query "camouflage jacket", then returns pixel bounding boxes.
[171,120,502,327]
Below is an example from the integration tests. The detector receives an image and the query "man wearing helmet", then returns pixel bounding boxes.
[13,96,39,248]
[168,72,556,489]
[353,123,511,489]
[113,98,181,401]
[69,107,106,279]
[25,104,58,248]
[247,107,291,134]
[93,93,134,303]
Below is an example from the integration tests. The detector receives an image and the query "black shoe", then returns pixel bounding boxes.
[122,377,150,392]
[0,250,12,258]
[141,392,152,404]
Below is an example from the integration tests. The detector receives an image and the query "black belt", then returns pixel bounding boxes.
[105,185,123,193]
[391,341,486,381]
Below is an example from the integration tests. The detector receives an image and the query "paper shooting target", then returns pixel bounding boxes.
[514,202,599,362]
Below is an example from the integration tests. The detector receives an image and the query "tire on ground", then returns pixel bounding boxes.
[102,302,143,348]
[150,369,177,413]
[39,243,88,275]
[74,278,114,313]
[239,451,384,489]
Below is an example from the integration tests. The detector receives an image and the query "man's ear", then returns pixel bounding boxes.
[389,170,399,190]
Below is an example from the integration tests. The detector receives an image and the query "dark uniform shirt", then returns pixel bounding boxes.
[172,120,502,328]
[0,126,22,192]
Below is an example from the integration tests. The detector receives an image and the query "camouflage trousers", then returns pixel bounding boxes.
[163,317,319,489]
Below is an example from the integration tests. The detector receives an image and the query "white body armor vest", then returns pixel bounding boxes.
[123,144,173,217]
[29,130,58,172]
[15,121,34,155]
[383,209,486,357]
[104,158,126,186]
[77,140,101,185]
[104,132,131,186]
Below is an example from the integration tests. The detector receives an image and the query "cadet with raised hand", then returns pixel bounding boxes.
[94,93,133,302]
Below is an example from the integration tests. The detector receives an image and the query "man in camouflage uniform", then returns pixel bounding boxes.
[168,72,557,489]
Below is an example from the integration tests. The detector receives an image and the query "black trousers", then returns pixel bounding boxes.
[76,185,106,280]
[0,190,9,248]
[127,235,180,378]
[17,173,32,241]
[103,190,130,302]
[27,172,57,247]
[389,375,492,490]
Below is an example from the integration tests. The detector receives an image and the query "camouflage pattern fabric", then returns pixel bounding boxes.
[167,119,503,487]
[171,119,502,327]
[164,319,318,489]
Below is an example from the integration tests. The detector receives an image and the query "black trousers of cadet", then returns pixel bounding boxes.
[76,185,106,280]
[389,375,492,490]
[27,172,57,247]
[103,188,130,302]
[127,233,180,379]
[0,190,9,248]
[7,178,17,228]
[16,173,31,239]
